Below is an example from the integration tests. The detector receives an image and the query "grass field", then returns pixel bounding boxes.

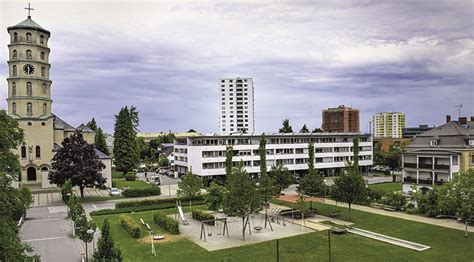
[112,178,151,190]
[368,182,402,193]
[91,200,474,262]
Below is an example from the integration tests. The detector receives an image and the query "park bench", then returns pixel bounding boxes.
[253,226,263,232]
[382,206,396,211]
[330,211,341,218]
[330,227,347,234]
[371,203,384,209]
[436,215,458,220]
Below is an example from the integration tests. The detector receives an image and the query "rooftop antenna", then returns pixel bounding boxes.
[454,104,462,117]
[25,3,34,18]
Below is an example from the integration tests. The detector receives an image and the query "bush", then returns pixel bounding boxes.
[125,173,137,181]
[122,186,161,197]
[382,192,407,211]
[61,179,73,204]
[191,210,215,225]
[116,195,205,209]
[367,188,385,202]
[112,181,117,188]
[119,215,140,238]
[153,213,179,234]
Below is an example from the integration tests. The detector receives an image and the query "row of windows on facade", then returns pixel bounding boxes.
[11,82,48,96]
[200,146,372,157]
[220,79,248,83]
[221,102,249,106]
[221,92,249,96]
[190,136,369,146]
[11,65,47,77]
[12,49,46,60]
[13,32,46,44]
[20,145,42,159]
[222,97,249,101]
[221,111,249,116]
[12,102,48,115]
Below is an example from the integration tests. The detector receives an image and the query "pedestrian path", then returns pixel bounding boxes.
[32,188,110,207]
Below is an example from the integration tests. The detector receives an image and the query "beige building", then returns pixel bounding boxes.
[373,112,406,138]
[6,15,111,189]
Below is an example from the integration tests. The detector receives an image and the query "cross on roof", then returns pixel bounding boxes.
[25,3,34,18]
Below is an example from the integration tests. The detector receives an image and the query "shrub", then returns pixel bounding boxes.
[125,173,137,181]
[61,179,73,204]
[116,195,205,209]
[112,181,117,188]
[367,188,384,202]
[119,215,140,238]
[122,186,161,197]
[153,213,179,234]
[382,192,407,211]
[191,210,215,225]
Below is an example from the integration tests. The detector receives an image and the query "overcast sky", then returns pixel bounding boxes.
[1,0,473,134]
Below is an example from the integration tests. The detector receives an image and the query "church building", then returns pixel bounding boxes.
[5,13,112,189]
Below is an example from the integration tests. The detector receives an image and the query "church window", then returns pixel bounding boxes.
[27,82,32,96]
[13,32,18,42]
[42,103,47,114]
[40,52,45,60]
[21,146,26,158]
[36,146,41,158]
[26,33,32,42]
[27,102,33,115]
[12,65,17,76]
[42,83,47,94]
[41,67,45,77]
[40,35,44,44]
[26,49,32,59]
[12,103,17,114]
[12,50,17,59]
[12,82,16,96]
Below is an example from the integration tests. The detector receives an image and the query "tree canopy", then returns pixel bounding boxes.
[300,124,310,133]
[177,169,203,199]
[297,142,325,208]
[279,119,293,133]
[93,219,123,261]
[0,110,24,176]
[49,131,106,198]
[113,106,140,175]
[269,163,293,194]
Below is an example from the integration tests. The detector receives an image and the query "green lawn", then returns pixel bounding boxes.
[113,178,151,190]
[91,202,474,262]
[112,170,124,179]
[368,182,402,193]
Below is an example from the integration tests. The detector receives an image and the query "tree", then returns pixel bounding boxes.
[386,142,404,173]
[75,213,96,261]
[113,106,140,175]
[312,128,323,133]
[187,129,197,133]
[373,143,386,166]
[300,124,310,133]
[95,127,109,155]
[0,110,24,177]
[61,179,73,204]
[269,163,293,194]
[225,145,233,176]
[258,134,277,203]
[206,182,225,211]
[438,169,474,237]
[158,156,169,167]
[86,118,98,131]
[93,219,123,261]
[49,131,106,198]
[297,142,324,208]
[279,119,293,133]
[177,169,203,199]
[331,137,366,221]
[223,162,262,240]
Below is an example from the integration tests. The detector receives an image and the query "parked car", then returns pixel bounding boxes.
[109,188,121,196]
[154,177,161,185]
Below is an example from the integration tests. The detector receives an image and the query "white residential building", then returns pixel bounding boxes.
[173,133,373,183]
[219,77,255,134]
[373,112,406,138]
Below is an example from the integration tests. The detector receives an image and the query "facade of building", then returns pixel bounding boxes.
[402,124,434,138]
[173,133,373,182]
[219,77,255,134]
[6,15,112,189]
[322,105,359,133]
[373,112,406,138]
[401,116,474,193]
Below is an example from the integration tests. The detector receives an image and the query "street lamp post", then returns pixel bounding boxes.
[66,193,71,217]
[86,229,95,261]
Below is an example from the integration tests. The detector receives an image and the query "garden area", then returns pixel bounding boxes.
[368,182,401,193]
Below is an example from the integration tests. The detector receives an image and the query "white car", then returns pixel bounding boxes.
[109,188,121,196]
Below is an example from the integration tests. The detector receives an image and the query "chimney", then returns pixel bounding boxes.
[446,115,451,123]
[459,117,467,124]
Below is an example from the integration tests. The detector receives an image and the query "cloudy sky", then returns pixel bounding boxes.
[1,0,473,134]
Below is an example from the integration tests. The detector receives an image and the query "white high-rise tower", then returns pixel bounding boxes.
[218,77,255,134]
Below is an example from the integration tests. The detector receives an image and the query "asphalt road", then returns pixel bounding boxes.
[136,172,180,185]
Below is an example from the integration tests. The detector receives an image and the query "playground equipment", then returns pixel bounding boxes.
[200,218,229,242]
[176,201,189,225]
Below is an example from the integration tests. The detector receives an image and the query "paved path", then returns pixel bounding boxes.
[32,188,110,207]
[317,198,474,233]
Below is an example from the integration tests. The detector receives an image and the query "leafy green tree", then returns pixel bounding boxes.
[373,143,386,166]
[113,106,140,175]
[223,162,262,240]
[136,137,151,161]
[93,219,123,261]
[269,163,293,194]
[300,124,310,133]
[95,127,109,155]
[0,110,24,177]
[258,134,277,203]
[352,136,359,169]
[438,169,474,237]
[297,142,324,208]
[75,213,96,260]
[225,145,233,176]
[49,131,106,198]
[158,156,169,167]
[177,169,203,199]
[86,118,98,131]
[312,128,323,133]
[61,179,73,204]
[187,129,197,133]
[206,182,225,211]
[331,136,366,221]
[279,119,293,133]
[386,142,404,173]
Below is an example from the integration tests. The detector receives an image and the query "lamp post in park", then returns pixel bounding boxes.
[86,229,95,261]
[66,193,71,216]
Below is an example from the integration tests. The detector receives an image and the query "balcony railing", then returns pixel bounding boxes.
[434,164,450,170]
[404,177,417,183]
[418,163,433,169]
[434,180,446,185]
[404,162,417,168]
[418,179,433,185]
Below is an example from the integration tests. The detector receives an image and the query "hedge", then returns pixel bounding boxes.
[125,173,137,181]
[122,186,161,198]
[191,210,215,226]
[91,203,180,216]
[116,195,205,209]
[153,212,179,234]
[119,215,141,238]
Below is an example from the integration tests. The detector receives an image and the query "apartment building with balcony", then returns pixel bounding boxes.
[402,115,474,193]
[219,77,255,134]
[173,132,373,183]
